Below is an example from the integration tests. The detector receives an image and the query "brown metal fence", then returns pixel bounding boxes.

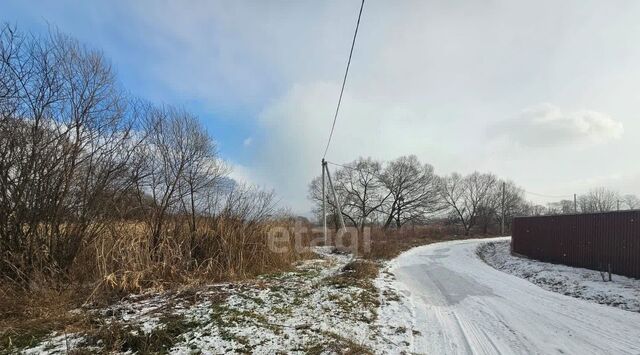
[512,210,640,279]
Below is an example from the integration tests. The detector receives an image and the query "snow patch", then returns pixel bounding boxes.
[478,240,640,312]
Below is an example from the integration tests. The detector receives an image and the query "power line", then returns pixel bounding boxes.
[523,190,574,199]
[325,160,356,170]
[322,0,365,159]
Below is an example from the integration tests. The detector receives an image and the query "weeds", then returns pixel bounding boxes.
[77,313,200,354]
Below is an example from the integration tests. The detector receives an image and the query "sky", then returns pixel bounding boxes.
[3,0,640,216]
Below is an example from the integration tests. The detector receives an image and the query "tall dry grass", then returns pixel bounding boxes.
[0,215,313,349]
[78,217,312,298]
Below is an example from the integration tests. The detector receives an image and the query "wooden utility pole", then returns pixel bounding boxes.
[324,163,346,230]
[574,194,577,213]
[501,182,505,236]
[397,196,404,229]
[322,159,327,245]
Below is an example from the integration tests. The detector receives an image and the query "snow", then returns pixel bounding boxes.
[22,238,640,354]
[22,334,86,355]
[21,247,411,354]
[385,237,640,354]
[478,240,640,313]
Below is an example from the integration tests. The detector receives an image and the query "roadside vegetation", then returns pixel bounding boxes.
[0,24,314,353]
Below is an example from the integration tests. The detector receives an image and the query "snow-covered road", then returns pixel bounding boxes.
[387,238,640,354]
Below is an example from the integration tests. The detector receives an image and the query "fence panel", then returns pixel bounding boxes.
[512,210,640,279]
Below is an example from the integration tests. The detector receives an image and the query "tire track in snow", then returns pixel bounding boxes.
[385,238,640,354]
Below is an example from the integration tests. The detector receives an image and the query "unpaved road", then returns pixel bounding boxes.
[388,238,640,354]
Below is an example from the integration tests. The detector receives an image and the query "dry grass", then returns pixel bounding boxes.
[0,284,94,351]
[0,220,470,353]
[353,224,454,260]
[342,260,379,280]
[0,216,315,353]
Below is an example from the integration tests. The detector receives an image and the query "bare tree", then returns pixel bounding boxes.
[440,172,497,236]
[475,180,524,234]
[0,25,137,274]
[134,106,224,258]
[379,155,443,229]
[577,187,620,213]
[178,121,228,255]
[622,194,640,210]
[546,200,575,215]
[334,158,389,232]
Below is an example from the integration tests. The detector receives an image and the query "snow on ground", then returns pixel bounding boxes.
[478,240,640,313]
[20,247,416,354]
[22,334,87,355]
[386,237,640,354]
[22,238,640,354]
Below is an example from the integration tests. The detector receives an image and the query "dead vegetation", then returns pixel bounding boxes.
[0,24,318,353]
[342,224,452,260]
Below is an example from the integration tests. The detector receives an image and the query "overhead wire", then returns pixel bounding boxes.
[523,190,574,199]
[322,0,365,159]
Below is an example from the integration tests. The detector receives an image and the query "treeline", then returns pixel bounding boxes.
[309,156,526,236]
[530,188,639,216]
[309,156,639,235]
[0,25,297,290]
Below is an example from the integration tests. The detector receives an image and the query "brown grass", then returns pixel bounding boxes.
[0,220,473,353]
[353,224,455,260]
[0,216,315,353]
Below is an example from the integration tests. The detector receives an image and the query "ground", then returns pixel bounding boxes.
[478,240,640,313]
[387,237,640,354]
[15,247,417,354]
[12,238,640,354]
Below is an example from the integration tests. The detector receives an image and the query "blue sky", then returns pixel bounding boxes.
[2,0,272,164]
[3,1,640,215]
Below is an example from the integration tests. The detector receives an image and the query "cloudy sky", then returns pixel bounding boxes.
[4,0,640,215]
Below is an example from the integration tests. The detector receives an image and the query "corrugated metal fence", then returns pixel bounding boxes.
[512,210,640,279]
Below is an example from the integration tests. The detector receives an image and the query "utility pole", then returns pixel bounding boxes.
[324,163,346,230]
[501,182,505,236]
[617,200,620,211]
[397,196,404,229]
[322,159,327,245]
[574,194,577,213]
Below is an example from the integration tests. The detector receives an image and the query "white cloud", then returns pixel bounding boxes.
[115,1,640,214]
[251,81,466,215]
[227,162,255,186]
[14,0,640,214]
[493,104,623,148]
[243,137,253,147]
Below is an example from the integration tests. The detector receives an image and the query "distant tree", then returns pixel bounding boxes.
[334,158,389,232]
[379,155,443,229]
[577,187,620,213]
[439,172,497,235]
[622,194,640,210]
[495,181,526,232]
